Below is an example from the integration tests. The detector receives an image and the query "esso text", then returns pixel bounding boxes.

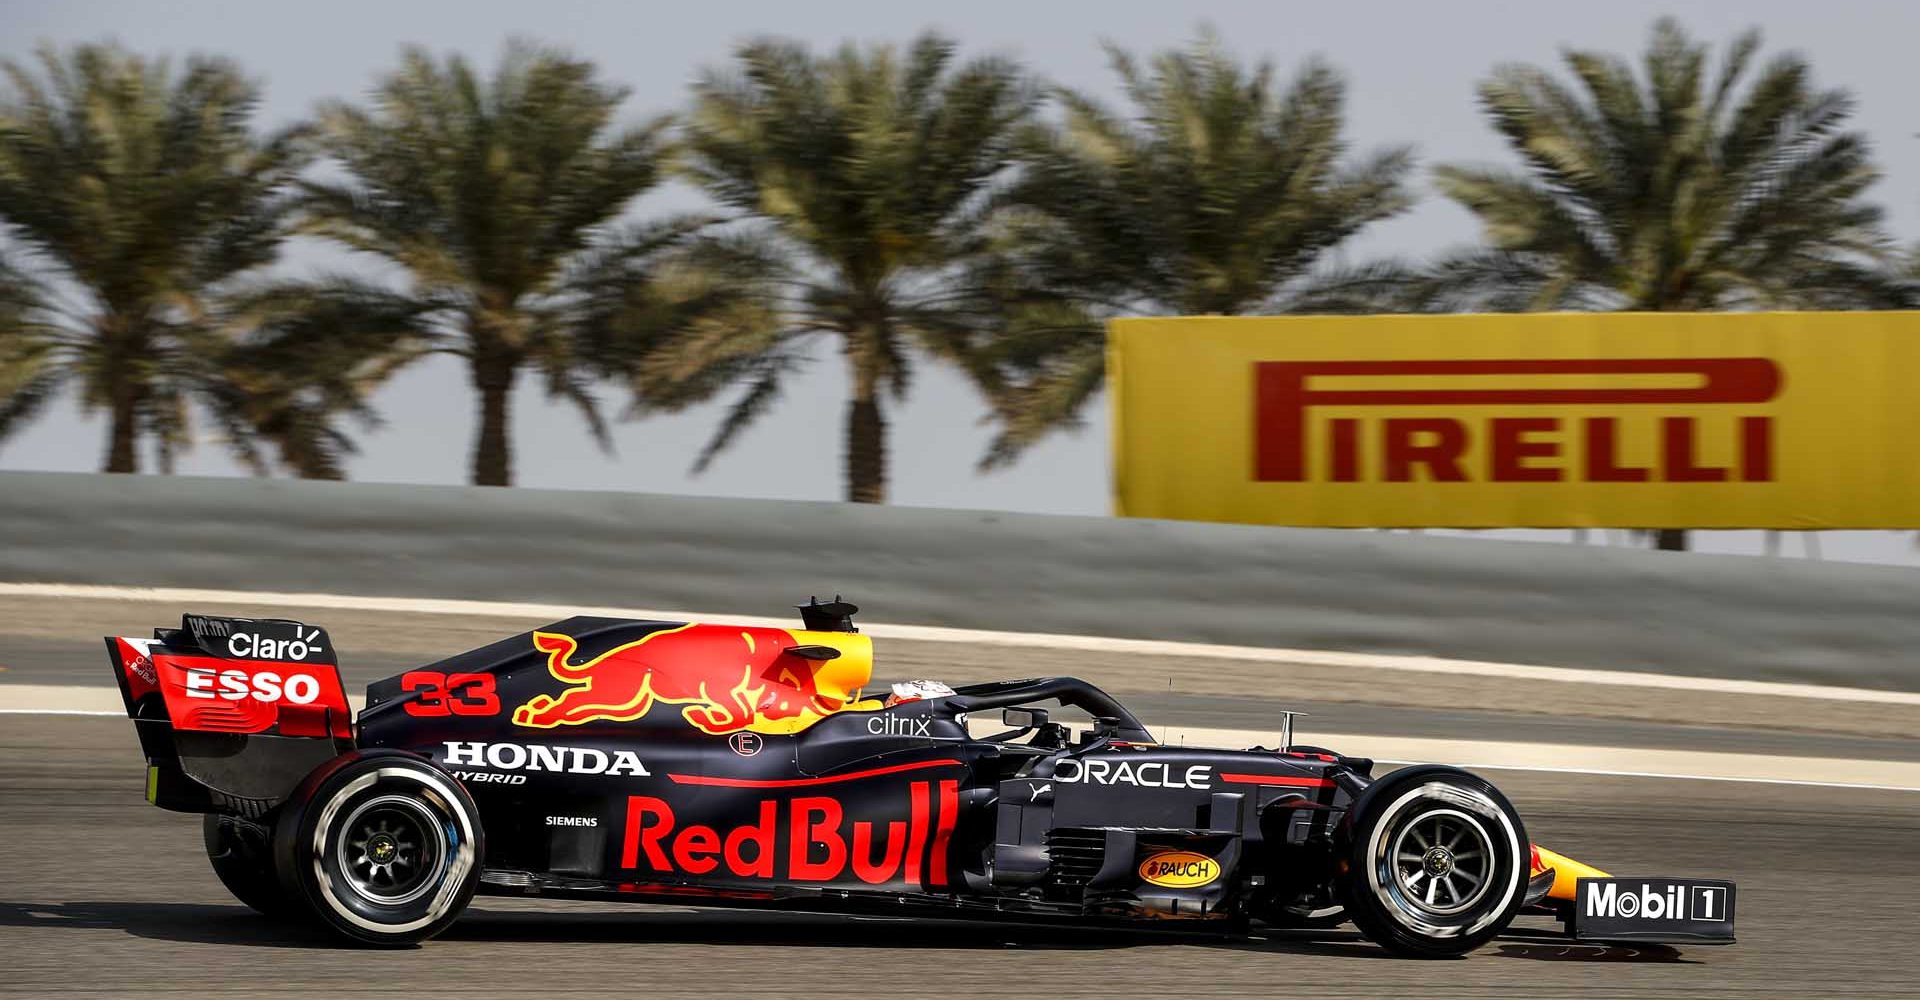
[182,666,323,705]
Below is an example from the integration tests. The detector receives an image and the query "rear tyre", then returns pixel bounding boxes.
[1336,766,1528,958]
[274,750,482,946]
[203,814,293,917]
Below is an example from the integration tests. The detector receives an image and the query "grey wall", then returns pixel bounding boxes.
[3,470,1916,690]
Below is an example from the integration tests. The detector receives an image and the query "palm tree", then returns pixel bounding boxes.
[1434,19,1894,313]
[289,43,687,486]
[1433,19,1895,549]
[668,34,1038,503]
[0,254,59,441]
[972,31,1415,464]
[0,43,307,472]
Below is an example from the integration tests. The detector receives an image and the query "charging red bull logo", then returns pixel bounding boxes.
[1254,358,1780,484]
[621,779,959,887]
[512,624,873,735]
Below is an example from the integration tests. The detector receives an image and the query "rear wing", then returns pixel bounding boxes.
[106,613,354,816]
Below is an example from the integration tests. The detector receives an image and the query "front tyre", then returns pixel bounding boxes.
[1336,766,1528,958]
[274,750,482,946]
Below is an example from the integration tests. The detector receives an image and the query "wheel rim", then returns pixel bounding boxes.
[1386,806,1495,917]
[335,794,447,907]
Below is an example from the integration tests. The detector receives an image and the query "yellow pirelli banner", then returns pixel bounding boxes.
[1109,312,1920,529]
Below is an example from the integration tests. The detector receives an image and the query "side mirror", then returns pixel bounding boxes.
[1002,707,1049,729]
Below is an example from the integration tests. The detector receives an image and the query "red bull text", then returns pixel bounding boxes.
[621,779,959,887]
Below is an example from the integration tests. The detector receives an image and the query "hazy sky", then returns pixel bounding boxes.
[3,0,1918,564]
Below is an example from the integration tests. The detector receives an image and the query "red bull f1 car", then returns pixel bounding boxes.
[103,600,1736,955]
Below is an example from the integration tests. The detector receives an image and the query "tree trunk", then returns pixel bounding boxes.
[1634,301,1688,553]
[103,380,139,474]
[471,353,519,487]
[845,364,886,504]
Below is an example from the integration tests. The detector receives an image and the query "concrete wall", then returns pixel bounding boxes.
[3,470,1917,690]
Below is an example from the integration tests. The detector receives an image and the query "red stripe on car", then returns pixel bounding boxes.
[1219,772,1336,788]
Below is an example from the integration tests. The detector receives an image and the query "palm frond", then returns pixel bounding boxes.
[0,255,67,443]
[1437,18,1890,313]
[208,275,440,475]
[974,30,1411,463]
[690,356,797,473]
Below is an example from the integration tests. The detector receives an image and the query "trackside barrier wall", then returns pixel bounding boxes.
[2,470,1918,691]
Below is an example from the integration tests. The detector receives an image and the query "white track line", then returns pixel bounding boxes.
[7,581,1920,706]
[1155,724,1920,793]
[14,689,1918,792]
[0,683,367,716]
[1418,763,1920,794]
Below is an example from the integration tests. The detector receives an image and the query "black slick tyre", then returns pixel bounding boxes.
[203,813,293,917]
[1335,766,1529,958]
[273,750,482,946]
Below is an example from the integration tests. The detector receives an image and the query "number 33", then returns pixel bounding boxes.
[400,671,500,716]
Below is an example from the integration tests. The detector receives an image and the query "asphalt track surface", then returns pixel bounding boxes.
[4,715,1918,1000]
[5,598,1920,997]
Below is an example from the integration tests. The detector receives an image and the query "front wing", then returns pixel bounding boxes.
[1570,878,1737,944]
[1531,846,1736,945]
